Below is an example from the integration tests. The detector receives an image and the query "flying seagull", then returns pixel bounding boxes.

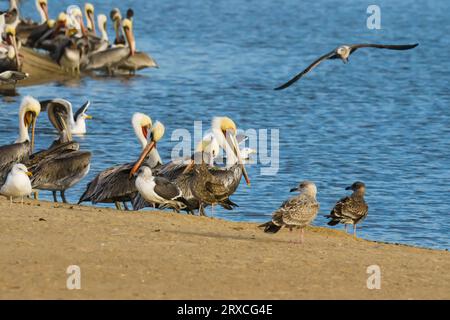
[274,43,419,90]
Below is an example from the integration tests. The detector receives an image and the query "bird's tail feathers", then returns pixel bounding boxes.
[258,221,282,233]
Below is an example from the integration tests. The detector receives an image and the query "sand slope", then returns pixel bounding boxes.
[0,198,448,299]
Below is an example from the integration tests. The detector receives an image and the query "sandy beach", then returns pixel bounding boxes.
[0,198,448,300]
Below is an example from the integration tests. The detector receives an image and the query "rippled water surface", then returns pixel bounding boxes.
[0,0,449,249]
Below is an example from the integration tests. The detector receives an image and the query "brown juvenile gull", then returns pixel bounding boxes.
[274,43,419,90]
[325,181,368,237]
[259,181,319,244]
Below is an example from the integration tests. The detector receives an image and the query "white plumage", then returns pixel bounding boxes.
[0,163,32,205]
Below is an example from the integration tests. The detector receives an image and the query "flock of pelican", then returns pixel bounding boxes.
[0,0,157,87]
[0,96,252,221]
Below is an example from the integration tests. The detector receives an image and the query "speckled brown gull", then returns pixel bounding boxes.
[259,181,319,244]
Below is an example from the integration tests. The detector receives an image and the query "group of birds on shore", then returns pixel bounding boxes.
[0,96,254,218]
[0,2,421,244]
[0,95,368,243]
[0,0,157,86]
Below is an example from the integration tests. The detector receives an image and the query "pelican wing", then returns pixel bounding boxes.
[78,163,137,203]
[274,50,337,90]
[31,150,91,189]
[349,43,419,55]
[0,142,30,185]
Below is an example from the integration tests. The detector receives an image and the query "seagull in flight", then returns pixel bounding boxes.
[274,43,419,90]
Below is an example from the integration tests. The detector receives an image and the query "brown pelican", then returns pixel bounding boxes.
[15,0,50,43]
[78,113,162,210]
[40,99,92,135]
[130,117,250,215]
[135,165,189,212]
[85,18,135,74]
[92,14,109,53]
[0,25,20,72]
[189,152,234,215]
[0,96,40,185]
[66,5,87,38]
[259,181,319,244]
[31,13,66,51]
[274,43,419,90]
[84,3,95,35]
[110,8,124,45]
[29,103,91,203]
[0,163,33,206]
[36,0,49,24]
[117,14,158,73]
[325,181,369,237]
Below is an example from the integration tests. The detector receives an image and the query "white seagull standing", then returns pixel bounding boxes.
[0,163,33,206]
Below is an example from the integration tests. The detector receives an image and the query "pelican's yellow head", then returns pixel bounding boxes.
[47,19,55,28]
[216,116,237,136]
[85,3,94,14]
[132,113,152,140]
[5,25,16,37]
[151,121,165,142]
[20,96,41,151]
[122,18,132,31]
[58,12,67,22]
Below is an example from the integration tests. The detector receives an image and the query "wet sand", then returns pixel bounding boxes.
[0,198,448,299]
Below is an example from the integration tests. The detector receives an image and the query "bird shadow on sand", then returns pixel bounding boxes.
[162,228,308,246]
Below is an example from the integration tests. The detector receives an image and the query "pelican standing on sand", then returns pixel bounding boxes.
[78,113,162,210]
[325,181,369,237]
[40,99,92,135]
[29,103,91,203]
[259,181,320,244]
[274,43,419,90]
[0,163,33,206]
[0,96,40,185]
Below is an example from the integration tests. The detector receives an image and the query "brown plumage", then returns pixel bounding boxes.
[259,181,319,243]
[325,181,368,236]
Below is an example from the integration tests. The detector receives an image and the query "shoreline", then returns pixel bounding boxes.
[0,198,449,299]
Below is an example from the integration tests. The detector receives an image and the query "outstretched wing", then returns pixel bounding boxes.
[274,50,337,90]
[73,100,90,122]
[349,43,418,55]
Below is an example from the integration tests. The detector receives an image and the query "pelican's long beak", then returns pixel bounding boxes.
[9,34,20,69]
[41,2,49,22]
[78,16,88,37]
[129,141,156,178]
[30,114,37,152]
[89,12,96,34]
[182,159,195,174]
[229,132,250,186]
[124,27,136,56]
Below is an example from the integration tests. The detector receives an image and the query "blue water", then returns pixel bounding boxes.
[0,0,449,250]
